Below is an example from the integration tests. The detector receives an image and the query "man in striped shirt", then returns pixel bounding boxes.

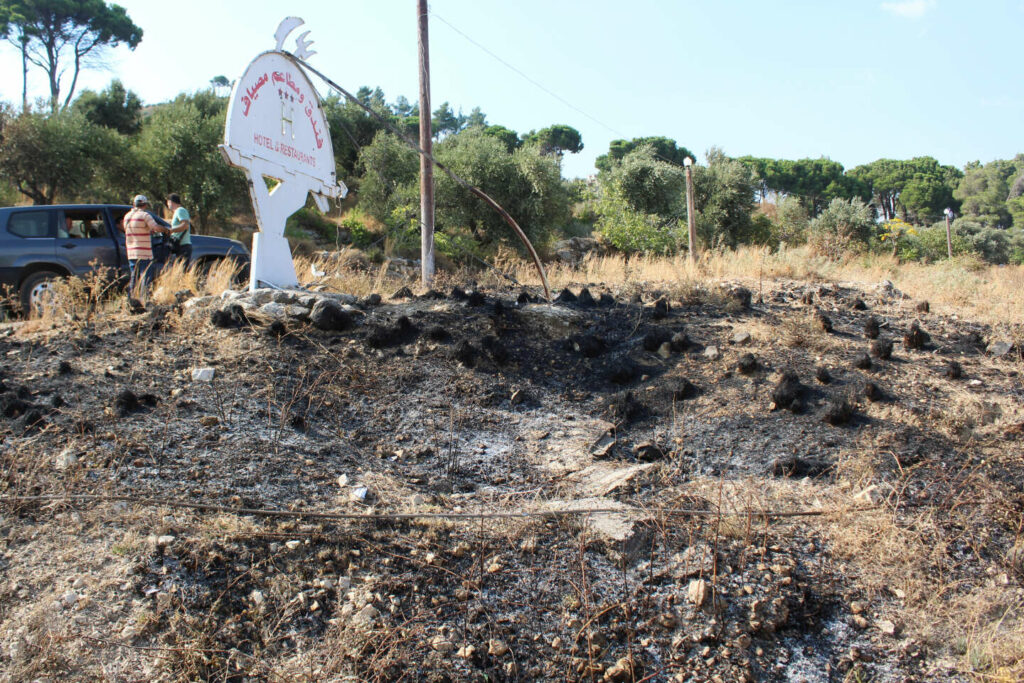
[122,194,170,299]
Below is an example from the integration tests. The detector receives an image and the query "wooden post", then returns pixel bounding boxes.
[944,209,953,259]
[418,0,435,287]
[684,158,697,263]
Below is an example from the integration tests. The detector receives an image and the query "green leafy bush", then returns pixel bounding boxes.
[595,190,685,254]
[807,198,875,259]
[285,207,337,244]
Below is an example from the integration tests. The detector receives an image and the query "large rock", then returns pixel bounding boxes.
[567,462,656,497]
[258,302,289,319]
[518,304,586,338]
[552,236,605,266]
[551,497,652,566]
[309,299,353,331]
[988,341,1016,358]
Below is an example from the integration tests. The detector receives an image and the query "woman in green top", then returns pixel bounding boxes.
[167,193,192,264]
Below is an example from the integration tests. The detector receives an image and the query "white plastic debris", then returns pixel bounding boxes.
[191,367,215,382]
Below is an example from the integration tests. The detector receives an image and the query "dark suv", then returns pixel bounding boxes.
[0,204,250,312]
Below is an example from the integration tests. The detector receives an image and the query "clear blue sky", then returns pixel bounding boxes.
[1,0,1021,179]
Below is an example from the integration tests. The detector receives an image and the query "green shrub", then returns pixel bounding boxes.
[285,207,337,244]
[595,190,685,254]
[807,198,874,259]
[770,195,809,246]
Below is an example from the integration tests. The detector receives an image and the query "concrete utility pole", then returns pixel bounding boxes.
[943,207,953,259]
[418,0,436,286]
[684,157,697,263]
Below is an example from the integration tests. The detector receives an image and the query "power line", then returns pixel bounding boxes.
[429,11,625,139]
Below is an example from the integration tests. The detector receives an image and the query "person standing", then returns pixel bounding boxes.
[122,194,169,300]
[167,193,192,264]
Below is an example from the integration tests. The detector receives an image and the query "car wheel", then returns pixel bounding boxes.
[19,270,62,317]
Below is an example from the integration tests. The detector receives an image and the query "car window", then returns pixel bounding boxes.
[110,208,129,234]
[60,209,107,239]
[6,211,55,238]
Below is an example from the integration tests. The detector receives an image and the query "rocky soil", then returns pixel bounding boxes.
[0,276,1022,682]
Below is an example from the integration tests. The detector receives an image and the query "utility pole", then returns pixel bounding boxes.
[20,34,28,113]
[417,0,435,287]
[684,157,697,264]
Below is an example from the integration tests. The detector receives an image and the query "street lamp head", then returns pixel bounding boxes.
[683,157,693,167]
[943,207,953,217]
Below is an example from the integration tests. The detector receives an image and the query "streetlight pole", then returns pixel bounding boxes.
[684,157,697,264]
[943,207,953,259]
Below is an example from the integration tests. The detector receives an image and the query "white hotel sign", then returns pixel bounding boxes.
[220,18,347,290]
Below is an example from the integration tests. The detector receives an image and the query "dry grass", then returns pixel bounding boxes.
[294,251,401,297]
[504,246,1024,326]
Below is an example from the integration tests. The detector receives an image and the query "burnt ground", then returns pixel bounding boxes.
[0,277,1023,682]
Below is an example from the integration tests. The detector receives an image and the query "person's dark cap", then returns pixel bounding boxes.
[168,193,181,205]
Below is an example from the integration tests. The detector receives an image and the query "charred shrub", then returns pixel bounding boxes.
[737,353,758,375]
[577,288,596,307]
[815,366,832,384]
[670,332,691,352]
[452,340,477,367]
[211,304,250,329]
[916,301,930,314]
[114,389,157,416]
[367,315,418,348]
[853,353,873,370]
[555,288,577,303]
[390,286,414,300]
[904,322,930,350]
[851,298,867,311]
[653,297,670,320]
[870,338,893,360]
[823,396,855,425]
[480,336,509,364]
[466,290,486,307]
[309,300,353,331]
[729,286,752,309]
[815,311,834,333]
[771,370,802,410]
[864,317,880,340]
[863,381,884,402]
[642,328,672,352]
[570,334,606,358]
[608,361,639,385]
[598,293,616,307]
[605,391,647,424]
[670,379,700,401]
[0,392,30,419]
[449,287,468,301]
[425,325,451,342]
[945,360,964,379]
[771,456,832,478]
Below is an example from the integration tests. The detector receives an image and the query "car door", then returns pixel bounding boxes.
[0,209,57,282]
[55,207,122,279]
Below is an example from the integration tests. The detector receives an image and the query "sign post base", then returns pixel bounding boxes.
[250,232,299,290]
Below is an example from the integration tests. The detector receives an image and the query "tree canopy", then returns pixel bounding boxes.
[71,78,140,134]
[522,124,583,157]
[596,136,694,173]
[0,0,143,112]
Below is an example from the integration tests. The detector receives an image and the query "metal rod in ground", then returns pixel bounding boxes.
[288,53,552,301]
[0,493,884,522]
[418,0,436,287]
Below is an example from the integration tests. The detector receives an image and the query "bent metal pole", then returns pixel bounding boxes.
[290,54,552,301]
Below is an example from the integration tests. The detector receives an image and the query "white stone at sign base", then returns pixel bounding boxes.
[219,17,347,291]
